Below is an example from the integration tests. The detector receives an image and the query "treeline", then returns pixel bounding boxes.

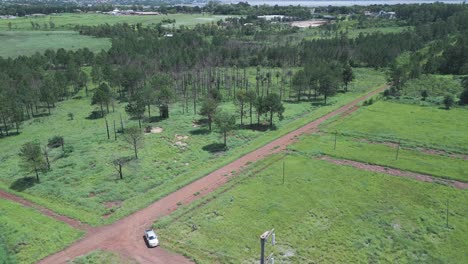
[301,31,423,68]
[0,3,113,16]
[388,8,468,96]
[0,48,93,136]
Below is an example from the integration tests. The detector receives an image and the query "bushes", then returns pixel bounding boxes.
[48,136,64,149]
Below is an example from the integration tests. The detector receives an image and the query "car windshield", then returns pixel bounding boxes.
[149,235,155,240]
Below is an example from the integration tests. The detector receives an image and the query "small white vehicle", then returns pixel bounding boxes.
[144,229,159,247]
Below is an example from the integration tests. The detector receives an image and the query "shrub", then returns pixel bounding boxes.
[48,136,64,148]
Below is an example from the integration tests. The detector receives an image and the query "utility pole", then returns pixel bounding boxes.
[446,200,449,228]
[395,139,401,160]
[260,229,275,264]
[334,130,337,150]
[282,157,285,185]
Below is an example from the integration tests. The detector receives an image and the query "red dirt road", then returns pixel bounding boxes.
[24,86,385,263]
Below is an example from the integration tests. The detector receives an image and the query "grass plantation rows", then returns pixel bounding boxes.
[156,154,468,263]
[324,101,468,153]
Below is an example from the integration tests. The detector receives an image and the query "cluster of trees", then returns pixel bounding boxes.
[0,1,114,16]
[292,61,353,104]
[0,48,92,136]
[386,7,468,101]
[18,136,64,182]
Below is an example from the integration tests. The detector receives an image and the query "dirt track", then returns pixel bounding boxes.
[2,86,387,264]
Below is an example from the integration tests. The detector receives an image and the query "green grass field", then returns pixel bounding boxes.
[290,133,468,182]
[157,154,468,263]
[0,199,83,264]
[0,13,231,31]
[0,236,11,264]
[71,250,136,264]
[0,68,386,226]
[0,31,110,58]
[324,101,468,153]
[0,13,231,58]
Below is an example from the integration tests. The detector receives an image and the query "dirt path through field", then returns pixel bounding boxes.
[0,86,388,264]
[320,156,468,189]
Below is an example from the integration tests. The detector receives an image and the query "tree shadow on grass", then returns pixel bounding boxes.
[202,143,226,153]
[245,124,276,131]
[10,177,36,192]
[31,112,51,118]
[189,128,211,135]
[148,116,167,123]
[86,111,105,120]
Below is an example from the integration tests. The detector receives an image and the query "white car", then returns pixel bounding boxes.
[144,229,159,247]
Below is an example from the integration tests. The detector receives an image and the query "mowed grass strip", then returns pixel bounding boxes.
[0,31,111,58]
[0,199,83,264]
[325,101,468,153]
[157,155,468,264]
[289,133,468,182]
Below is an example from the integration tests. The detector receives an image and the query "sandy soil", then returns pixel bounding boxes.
[291,19,328,28]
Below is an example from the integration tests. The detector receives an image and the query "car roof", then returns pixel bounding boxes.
[146,230,157,237]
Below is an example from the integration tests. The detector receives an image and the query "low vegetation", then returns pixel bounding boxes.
[0,31,110,58]
[290,133,468,182]
[324,101,468,153]
[0,199,83,264]
[71,250,136,264]
[157,154,468,263]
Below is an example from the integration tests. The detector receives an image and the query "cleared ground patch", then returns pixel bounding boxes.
[0,199,83,264]
[157,154,468,263]
[324,101,468,153]
[0,31,111,58]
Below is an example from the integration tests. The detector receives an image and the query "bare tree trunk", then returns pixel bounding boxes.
[43,146,50,170]
[35,167,39,183]
[133,139,138,159]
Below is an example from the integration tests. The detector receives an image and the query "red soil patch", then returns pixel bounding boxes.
[320,156,468,189]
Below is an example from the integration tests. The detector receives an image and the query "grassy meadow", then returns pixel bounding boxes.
[0,68,387,226]
[290,133,468,182]
[0,199,83,264]
[0,31,110,58]
[0,13,230,58]
[157,154,468,263]
[0,13,231,31]
[324,101,468,153]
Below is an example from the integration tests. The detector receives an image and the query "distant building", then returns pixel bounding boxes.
[378,11,396,19]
